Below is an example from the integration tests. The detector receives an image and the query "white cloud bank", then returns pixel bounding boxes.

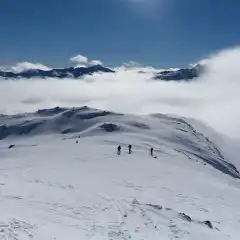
[0,47,240,139]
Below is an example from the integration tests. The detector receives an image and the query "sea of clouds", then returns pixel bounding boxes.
[0,47,239,139]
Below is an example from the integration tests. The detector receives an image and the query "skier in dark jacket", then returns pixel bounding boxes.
[128,144,132,154]
[150,147,154,156]
[117,145,121,155]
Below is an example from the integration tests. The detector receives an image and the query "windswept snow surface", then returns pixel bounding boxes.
[0,107,239,239]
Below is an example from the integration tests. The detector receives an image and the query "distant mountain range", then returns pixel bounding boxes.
[154,64,204,81]
[0,65,115,79]
[0,64,204,81]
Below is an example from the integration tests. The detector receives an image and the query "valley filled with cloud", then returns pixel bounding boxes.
[0,47,239,139]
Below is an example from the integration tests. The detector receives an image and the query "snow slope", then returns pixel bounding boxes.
[0,107,239,239]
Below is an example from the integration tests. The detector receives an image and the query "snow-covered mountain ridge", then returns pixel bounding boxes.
[0,106,239,179]
[154,64,204,81]
[0,106,239,239]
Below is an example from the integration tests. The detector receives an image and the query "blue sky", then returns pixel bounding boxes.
[0,0,239,68]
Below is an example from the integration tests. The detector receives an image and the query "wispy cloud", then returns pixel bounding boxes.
[70,55,88,66]
[114,61,163,73]
[0,62,51,73]
[70,55,103,67]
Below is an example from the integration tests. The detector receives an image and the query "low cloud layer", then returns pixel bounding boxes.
[0,47,240,139]
[0,62,51,73]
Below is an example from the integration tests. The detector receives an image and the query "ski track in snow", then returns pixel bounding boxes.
[0,108,239,239]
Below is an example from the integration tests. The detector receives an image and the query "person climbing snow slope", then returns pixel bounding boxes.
[150,147,154,156]
[128,144,132,154]
[117,145,121,155]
